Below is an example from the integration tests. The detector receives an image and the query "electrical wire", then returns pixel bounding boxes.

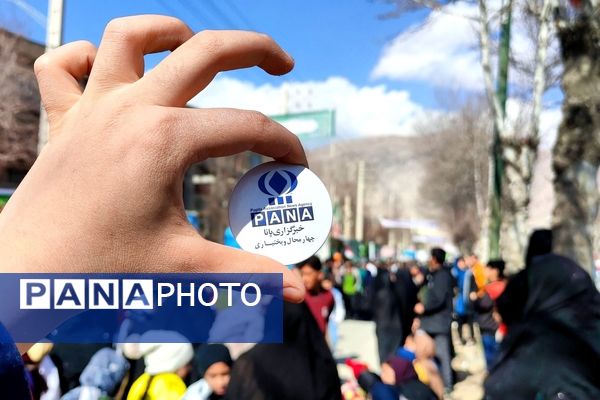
[220,0,255,30]
[5,0,45,28]
[175,0,219,28]
[202,0,237,27]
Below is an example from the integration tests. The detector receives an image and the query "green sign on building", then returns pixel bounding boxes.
[271,110,335,140]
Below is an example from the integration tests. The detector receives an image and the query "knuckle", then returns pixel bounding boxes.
[247,111,272,135]
[105,17,129,32]
[135,131,171,164]
[103,17,133,40]
[142,110,178,149]
[196,30,223,54]
[167,17,191,34]
[150,109,177,133]
[73,40,96,54]
[33,54,52,76]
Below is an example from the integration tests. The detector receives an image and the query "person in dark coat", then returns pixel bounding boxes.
[372,262,418,362]
[0,322,31,400]
[225,302,341,400]
[524,228,553,267]
[414,248,454,392]
[485,252,600,399]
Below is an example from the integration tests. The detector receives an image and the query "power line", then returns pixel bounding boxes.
[156,0,307,107]
[202,0,237,28]
[155,0,182,19]
[220,0,255,30]
[175,0,218,28]
[5,0,45,28]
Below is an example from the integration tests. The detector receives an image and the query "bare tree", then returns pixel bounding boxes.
[479,0,559,271]
[551,1,600,274]
[418,101,491,253]
[377,0,557,270]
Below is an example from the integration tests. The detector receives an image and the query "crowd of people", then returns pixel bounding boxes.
[20,341,233,400]
[13,230,600,400]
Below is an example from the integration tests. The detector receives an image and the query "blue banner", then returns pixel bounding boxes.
[0,273,282,344]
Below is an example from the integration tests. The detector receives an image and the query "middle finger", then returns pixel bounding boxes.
[136,30,294,107]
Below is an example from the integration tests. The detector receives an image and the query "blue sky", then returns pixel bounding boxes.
[1,0,562,142]
[2,0,435,103]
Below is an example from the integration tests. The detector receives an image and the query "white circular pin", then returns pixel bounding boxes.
[228,161,332,265]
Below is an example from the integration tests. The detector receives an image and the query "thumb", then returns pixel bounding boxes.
[173,236,305,303]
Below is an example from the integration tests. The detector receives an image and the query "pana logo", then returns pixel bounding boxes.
[251,169,314,227]
[258,170,298,205]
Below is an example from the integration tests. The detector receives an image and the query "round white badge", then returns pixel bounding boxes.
[228,161,332,265]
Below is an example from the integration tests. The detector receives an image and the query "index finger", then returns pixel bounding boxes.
[159,107,308,168]
[88,15,193,89]
[136,30,294,107]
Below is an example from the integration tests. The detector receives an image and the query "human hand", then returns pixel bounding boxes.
[492,310,502,324]
[411,317,421,333]
[0,15,306,302]
[414,303,425,315]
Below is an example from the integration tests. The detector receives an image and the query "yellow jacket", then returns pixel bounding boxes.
[472,261,486,292]
[127,372,187,400]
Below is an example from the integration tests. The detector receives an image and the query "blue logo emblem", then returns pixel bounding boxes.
[258,170,298,205]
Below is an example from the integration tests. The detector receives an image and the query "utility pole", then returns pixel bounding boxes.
[38,0,64,153]
[488,0,512,258]
[343,194,352,239]
[355,160,365,242]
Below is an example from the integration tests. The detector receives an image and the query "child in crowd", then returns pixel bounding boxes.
[126,332,194,400]
[183,344,233,400]
[61,347,129,400]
